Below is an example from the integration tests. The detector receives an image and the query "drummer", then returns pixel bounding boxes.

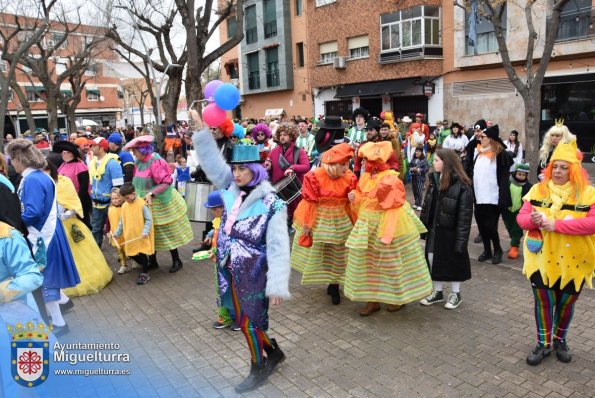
[264,123,310,232]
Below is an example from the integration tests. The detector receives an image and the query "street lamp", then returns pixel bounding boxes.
[156,63,181,127]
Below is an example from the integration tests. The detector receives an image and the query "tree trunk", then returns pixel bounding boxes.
[163,69,183,124]
[139,100,145,127]
[10,83,37,133]
[67,107,78,133]
[46,89,60,132]
[523,89,542,183]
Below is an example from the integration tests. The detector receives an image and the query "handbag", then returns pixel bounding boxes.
[70,223,85,243]
[298,233,313,248]
[525,229,543,253]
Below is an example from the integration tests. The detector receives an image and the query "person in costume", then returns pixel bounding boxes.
[108,188,131,274]
[201,190,238,331]
[295,119,317,167]
[426,131,437,163]
[516,139,594,366]
[347,108,369,154]
[161,125,184,164]
[406,123,426,163]
[314,116,350,166]
[107,132,135,183]
[173,155,191,197]
[442,123,468,158]
[191,110,290,393]
[124,135,192,273]
[0,153,27,237]
[409,145,429,211]
[379,122,406,182]
[504,130,524,171]
[54,141,92,228]
[291,143,357,306]
[537,122,576,180]
[252,123,273,162]
[44,162,113,297]
[89,137,124,248]
[437,120,451,147]
[345,141,432,316]
[471,124,513,265]
[502,163,532,260]
[419,149,473,309]
[412,113,430,141]
[6,139,80,336]
[354,119,400,177]
[114,183,155,285]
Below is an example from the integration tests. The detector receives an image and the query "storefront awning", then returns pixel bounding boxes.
[86,89,100,96]
[265,108,285,117]
[60,89,72,96]
[335,77,420,98]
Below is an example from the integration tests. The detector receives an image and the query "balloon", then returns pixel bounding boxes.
[204,80,223,102]
[214,83,240,110]
[202,103,227,127]
[380,111,386,120]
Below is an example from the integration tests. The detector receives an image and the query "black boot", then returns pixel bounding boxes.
[234,361,269,393]
[327,284,340,305]
[169,249,183,273]
[478,251,492,262]
[492,248,503,265]
[264,338,286,373]
[148,254,159,270]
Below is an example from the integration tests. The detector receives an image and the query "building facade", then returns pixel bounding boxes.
[219,0,312,120]
[308,0,444,123]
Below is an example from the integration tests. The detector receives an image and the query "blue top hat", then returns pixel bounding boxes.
[230,144,261,164]
[204,190,224,208]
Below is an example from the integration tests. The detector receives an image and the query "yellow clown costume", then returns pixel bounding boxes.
[516,138,595,365]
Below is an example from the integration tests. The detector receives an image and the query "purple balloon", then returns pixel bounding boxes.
[204,80,223,102]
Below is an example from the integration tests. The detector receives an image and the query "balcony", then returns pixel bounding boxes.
[248,72,260,90]
[264,21,277,39]
[379,46,443,64]
[266,69,280,87]
[246,27,257,45]
[550,6,595,42]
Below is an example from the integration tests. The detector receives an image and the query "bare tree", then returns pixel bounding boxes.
[459,0,571,181]
[123,76,151,127]
[0,1,54,149]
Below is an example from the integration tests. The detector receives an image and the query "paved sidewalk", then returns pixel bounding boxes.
[60,168,594,397]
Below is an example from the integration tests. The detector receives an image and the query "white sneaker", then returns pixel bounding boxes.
[417,206,422,211]
[444,292,462,309]
[117,265,130,274]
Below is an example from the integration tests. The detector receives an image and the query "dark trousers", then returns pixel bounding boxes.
[130,253,149,274]
[502,208,523,248]
[474,203,501,254]
[91,206,109,248]
[411,175,425,207]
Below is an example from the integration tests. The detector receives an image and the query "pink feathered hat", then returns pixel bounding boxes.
[123,135,154,150]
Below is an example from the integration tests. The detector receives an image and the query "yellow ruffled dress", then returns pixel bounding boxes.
[56,176,113,296]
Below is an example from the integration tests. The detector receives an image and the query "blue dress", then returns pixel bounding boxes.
[18,169,79,302]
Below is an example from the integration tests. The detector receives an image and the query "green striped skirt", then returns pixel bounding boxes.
[151,188,194,251]
[344,208,432,305]
[291,205,353,285]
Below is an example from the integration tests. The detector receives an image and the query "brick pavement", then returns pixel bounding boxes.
[59,165,595,398]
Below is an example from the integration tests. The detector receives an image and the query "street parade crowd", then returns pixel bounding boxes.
[1,104,594,393]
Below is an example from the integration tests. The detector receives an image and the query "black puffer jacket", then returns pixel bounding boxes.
[420,172,473,281]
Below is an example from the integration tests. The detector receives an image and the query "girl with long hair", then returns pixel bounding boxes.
[419,149,473,309]
[537,123,576,179]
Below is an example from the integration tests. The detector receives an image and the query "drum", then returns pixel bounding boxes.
[273,174,302,205]
[185,181,215,222]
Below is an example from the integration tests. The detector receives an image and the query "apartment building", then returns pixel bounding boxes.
[444,1,595,152]
[1,14,124,133]
[308,0,444,123]
[219,0,311,120]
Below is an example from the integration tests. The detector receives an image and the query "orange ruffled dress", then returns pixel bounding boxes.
[344,169,432,305]
[290,167,358,285]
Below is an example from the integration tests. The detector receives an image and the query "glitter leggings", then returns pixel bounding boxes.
[230,279,272,366]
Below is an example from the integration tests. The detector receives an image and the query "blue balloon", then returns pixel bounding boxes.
[214,83,240,111]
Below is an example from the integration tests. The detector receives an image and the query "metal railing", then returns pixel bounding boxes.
[266,70,280,87]
[551,6,595,42]
[248,73,260,90]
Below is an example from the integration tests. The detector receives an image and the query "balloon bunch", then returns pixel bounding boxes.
[201,80,240,127]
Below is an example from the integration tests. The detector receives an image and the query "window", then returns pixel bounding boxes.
[0,60,6,72]
[316,0,336,7]
[266,47,279,87]
[324,100,352,120]
[55,62,66,75]
[319,41,338,64]
[87,88,100,101]
[227,18,237,39]
[245,5,257,44]
[296,42,305,67]
[264,0,277,39]
[247,52,260,90]
[381,6,440,53]
[348,35,369,59]
[25,87,45,102]
[85,64,97,77]
[555,0,592,42]
[541,79,595,121]
[296,0,302,16]
[465,4,507,55]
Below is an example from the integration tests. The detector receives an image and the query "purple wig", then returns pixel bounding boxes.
[243,163,269,186]
[251,123,271,139]
[136,144,154,157]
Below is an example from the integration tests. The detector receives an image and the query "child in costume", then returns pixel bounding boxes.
[108,188,134,274]
[409,145,429,211]
[291,143,357,305]
[201,190,239,331]
[426,131,437,163]
[502,163,532,259]
[517,139,594,366]
[192,111,290,393]
[114,183,155,285]
[173,155,191,197]
[345,141,432,316]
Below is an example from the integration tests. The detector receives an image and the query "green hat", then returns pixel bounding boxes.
[230,145,261,164]
[514,163,530,174]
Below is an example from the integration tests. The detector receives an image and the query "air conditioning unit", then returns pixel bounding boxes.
[333,56,346,69]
